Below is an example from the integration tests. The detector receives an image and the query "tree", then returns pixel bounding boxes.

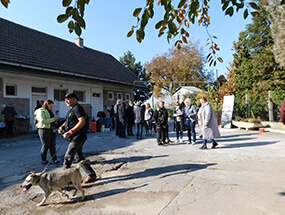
[119,51,153,102]
[218,7,285,120]
[145,41,211,98]
[264,0,285,67]
[1,0,262,66]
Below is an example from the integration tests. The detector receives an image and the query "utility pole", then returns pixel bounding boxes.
[246,94,249,118]
[268,91,273,122]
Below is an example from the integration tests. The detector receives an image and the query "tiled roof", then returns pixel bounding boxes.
[0,18,139,86]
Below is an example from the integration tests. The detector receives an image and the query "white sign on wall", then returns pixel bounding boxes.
[221,95,235,128]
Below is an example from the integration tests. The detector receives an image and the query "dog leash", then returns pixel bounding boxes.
[42,138,66,173]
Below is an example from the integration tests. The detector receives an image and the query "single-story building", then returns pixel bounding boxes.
[171,86,204,104]
[0,18,140,130]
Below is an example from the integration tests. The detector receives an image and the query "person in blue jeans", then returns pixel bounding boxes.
[184,98,197,144]
[173,102,184,143]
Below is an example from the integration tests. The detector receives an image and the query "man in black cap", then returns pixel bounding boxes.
[58,92,97,183]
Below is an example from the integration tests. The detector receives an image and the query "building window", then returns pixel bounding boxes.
[6,85,17,96]
[125,93,131,101]
[117,93,122,100]
[54,89,67,101]
[32,87,46,94]
[73,90,85,102]
[108,92,114,100]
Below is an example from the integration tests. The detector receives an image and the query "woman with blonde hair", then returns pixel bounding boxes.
[184,98,197,144]
[34,99,60,164]
[198,95,220,150]
[144,103,153,136]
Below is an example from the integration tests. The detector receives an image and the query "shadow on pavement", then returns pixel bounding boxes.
[99,155,169,165]
[218,141,279,149]
[96,163,217,186]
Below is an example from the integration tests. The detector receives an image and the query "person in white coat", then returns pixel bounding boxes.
[198,95,220,150]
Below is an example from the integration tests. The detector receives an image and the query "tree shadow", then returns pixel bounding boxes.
[218,133,256,139]
[98,155,169,165]
[95,162,217,186]
[218,141,279,149]
[216,137,256,142]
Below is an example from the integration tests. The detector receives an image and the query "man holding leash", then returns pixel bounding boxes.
[58,93,97,183]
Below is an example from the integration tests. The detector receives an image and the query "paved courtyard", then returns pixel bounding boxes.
[0,126,285,215]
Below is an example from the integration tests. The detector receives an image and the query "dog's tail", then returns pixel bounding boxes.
[76,159,90,169]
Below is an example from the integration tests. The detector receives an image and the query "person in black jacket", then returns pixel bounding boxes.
[153,101,168,146]
[1,103,17,136]
[118,98,128,138]
[58,93,97,183]
[126,100,135,136]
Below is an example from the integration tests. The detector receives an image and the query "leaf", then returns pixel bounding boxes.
[158,32,164,37]
[65,7,74,17]
[190,2,198,13]
[57,14,69,23]
[214,60,217,66]
[222,1,229,11]
[155,20,164,29]
[182,36,188,43]
[63,0,72,7]
[243,9,248,19]
[168,21,177,34]
[1,0,9,8]
[249,2,260,10]
[136,30,143,43]
[68,20,75,29]
[127,29,134,37]
[74,22,82,36]
[214,43,220,51]
[218,57,223,63]
[178,0,187,8]
[133,8,142,17]
[185,19,189,28]
[225,7,234,17]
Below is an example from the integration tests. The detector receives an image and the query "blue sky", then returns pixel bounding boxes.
[0,0,251,77]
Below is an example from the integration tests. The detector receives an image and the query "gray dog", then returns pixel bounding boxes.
[21,160,90,206]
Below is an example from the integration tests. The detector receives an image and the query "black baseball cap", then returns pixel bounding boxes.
[65,92,79,101]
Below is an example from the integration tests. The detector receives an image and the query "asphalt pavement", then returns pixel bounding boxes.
[0,126,285,215]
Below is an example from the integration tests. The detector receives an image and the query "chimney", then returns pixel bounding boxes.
[75,37,84,47]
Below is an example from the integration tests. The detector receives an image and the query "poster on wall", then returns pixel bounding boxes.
[221,95,235,128]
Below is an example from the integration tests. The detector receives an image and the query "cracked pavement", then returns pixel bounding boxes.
[0,126,285,215]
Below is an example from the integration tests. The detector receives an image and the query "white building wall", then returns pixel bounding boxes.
[1,71,104,127]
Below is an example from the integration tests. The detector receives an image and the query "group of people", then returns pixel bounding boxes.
[34,93,97,183]
[156,96,220,149]
[113,98,155,139]
[111,95,220,150]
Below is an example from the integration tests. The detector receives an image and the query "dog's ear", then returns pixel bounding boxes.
[30,172,35,176]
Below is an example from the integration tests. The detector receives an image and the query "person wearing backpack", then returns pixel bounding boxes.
[58,93,97,183]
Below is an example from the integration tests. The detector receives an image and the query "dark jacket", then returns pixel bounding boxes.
[281,98,285,125]
[134,105,144,124]
[126,104,135,123]
[118,102,126,120]
[153,107,168,126]
[1,105,17,121]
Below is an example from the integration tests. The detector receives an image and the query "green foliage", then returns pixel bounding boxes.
[119,51,153,102]
[228,7,285,120]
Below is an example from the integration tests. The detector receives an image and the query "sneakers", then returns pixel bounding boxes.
[212,142,218,149]
[83,175,97,183]
[179,139,183,143]
[199,146,207,150]
[175,139,179,143]
[53,160,60,164]
[191,141,196,145]
[42,161,48,165]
